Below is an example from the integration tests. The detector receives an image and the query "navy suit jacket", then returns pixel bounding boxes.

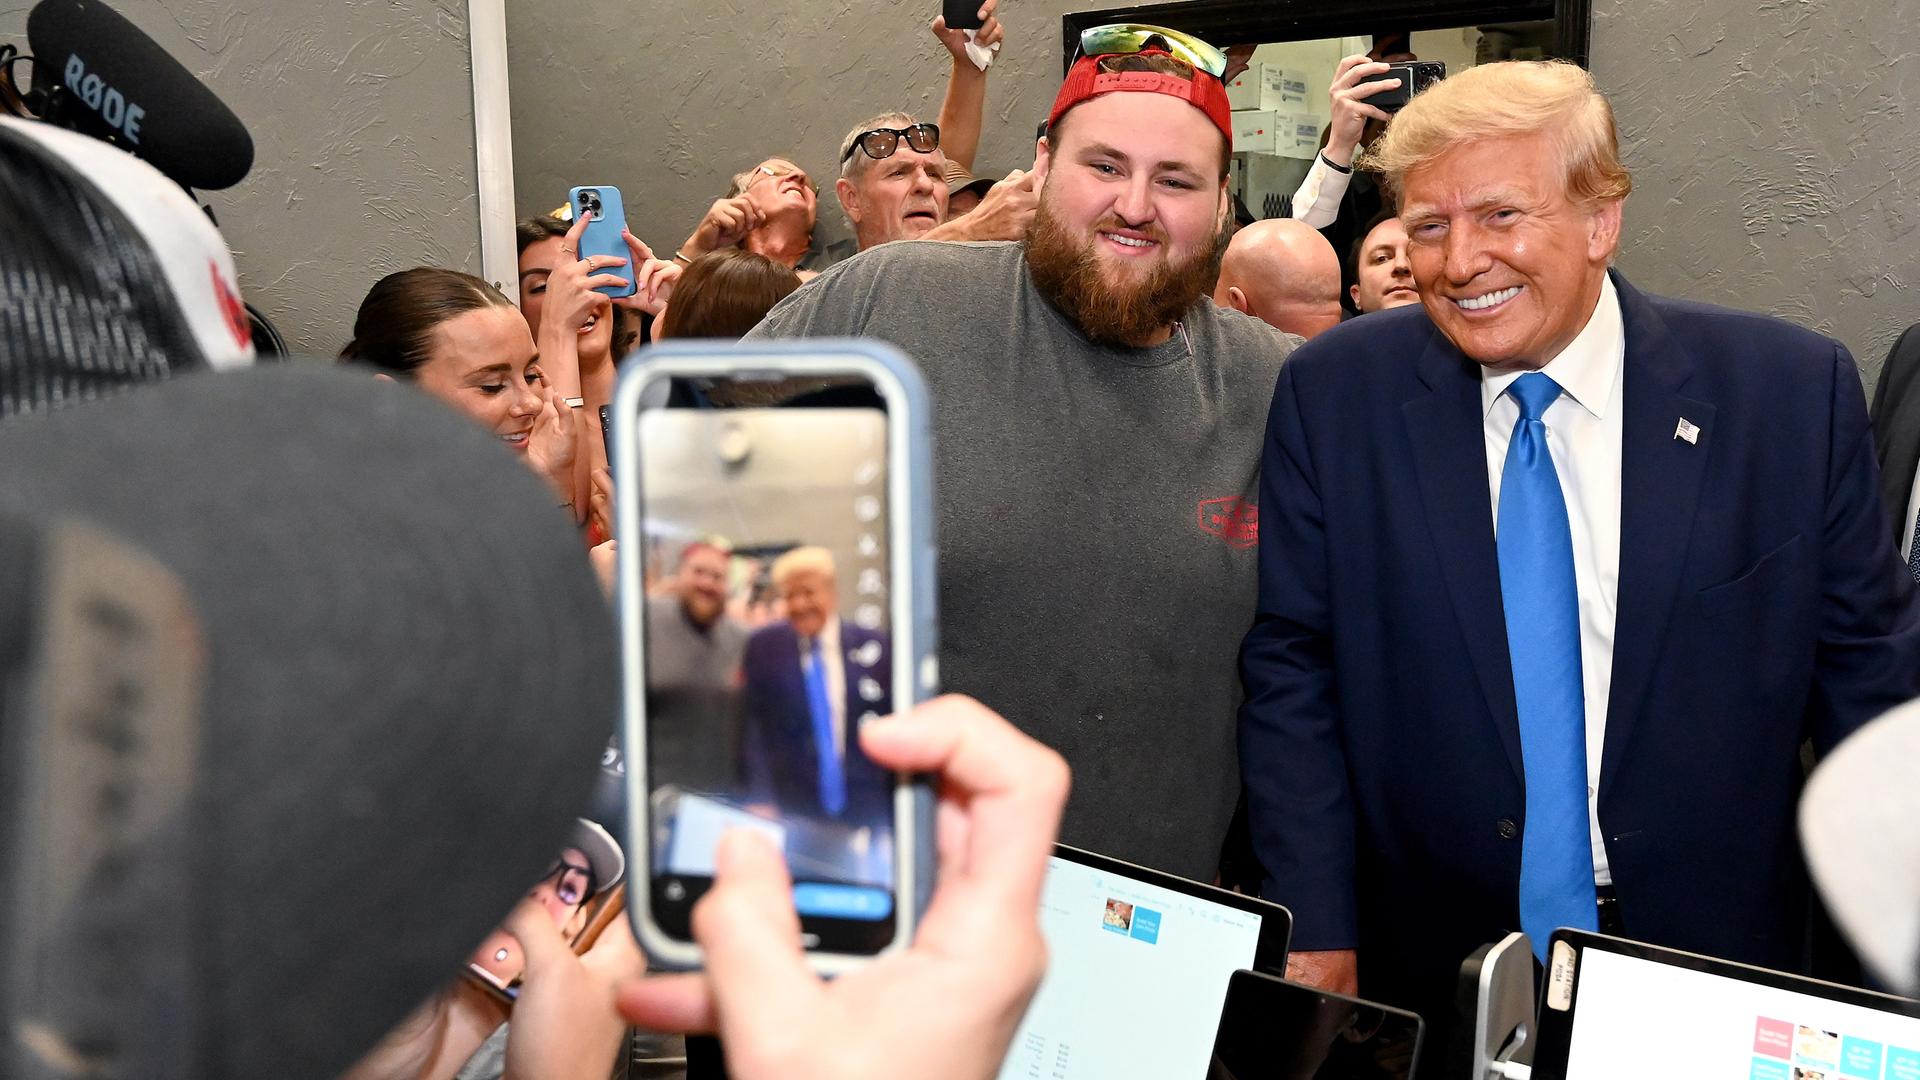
[1239,273,1920,1014]
[738,620,893,826]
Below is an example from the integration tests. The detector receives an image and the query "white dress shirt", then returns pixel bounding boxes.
[1902,462,1920,563]
[798,615,847,763]
[1481,275,1626,885]
[1289,151,1355,229]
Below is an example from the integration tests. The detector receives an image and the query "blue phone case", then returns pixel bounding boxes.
[568,185,637,299]
[611,340,941,975]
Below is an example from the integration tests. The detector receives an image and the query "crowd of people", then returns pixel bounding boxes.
[6,2,1920,1078]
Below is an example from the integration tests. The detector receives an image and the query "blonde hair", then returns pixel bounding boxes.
[1361,60,1631,208]
[771,545,837,587]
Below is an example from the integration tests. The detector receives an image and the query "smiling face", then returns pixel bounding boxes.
[517,235,613,357]
[1026,91,1229,346]
[408,304,546,452]
[1351,216,1420,312]
[778,568,837,640]
[838,146,949,250]
[1399,133,1622,369]
[676,545,731,628]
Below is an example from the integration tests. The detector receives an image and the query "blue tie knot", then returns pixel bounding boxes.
[1509,372,1563,422]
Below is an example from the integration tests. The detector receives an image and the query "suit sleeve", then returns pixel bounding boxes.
[1808,340,1920,753]
[737,637,776,802]
[1237,359,1358,951]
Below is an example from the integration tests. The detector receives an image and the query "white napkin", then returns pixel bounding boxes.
[964,29,999,72]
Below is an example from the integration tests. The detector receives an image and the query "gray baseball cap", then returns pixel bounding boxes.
[0,364,616,1079]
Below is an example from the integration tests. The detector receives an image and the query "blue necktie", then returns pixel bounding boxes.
[803,637,847,816]
[1498,372,1599,959]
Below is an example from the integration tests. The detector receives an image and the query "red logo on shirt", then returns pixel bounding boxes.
[1198,497,1258,548]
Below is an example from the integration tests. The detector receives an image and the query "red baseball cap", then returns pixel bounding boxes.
[1047,49,1234,149]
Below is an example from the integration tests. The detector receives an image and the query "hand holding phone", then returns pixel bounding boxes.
[940,0,984,31]
[569,186,639,299]
[617,696,1070,1080]
[614,341,938,973]
[1356,59,1447,114]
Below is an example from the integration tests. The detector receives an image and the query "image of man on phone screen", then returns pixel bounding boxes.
[739,546,893,831]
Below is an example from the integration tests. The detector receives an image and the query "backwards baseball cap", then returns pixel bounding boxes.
[0,115,254,418]
[1801,695,1920,994]
[1047,24,1234,148]
[0,365,616,1078]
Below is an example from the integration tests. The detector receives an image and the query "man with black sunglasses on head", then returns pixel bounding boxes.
[834,110,1038,254]
[747,28,1294,884]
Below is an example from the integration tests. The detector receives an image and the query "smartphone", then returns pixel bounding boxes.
[1210,970,1426,1078]
[568,185,637,299]
[1358,59,1447,114]
[613,340,938,974]
[942,0,983,30]
[599,402,615,477]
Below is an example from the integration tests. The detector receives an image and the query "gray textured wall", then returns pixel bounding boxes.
[0,0,482,356]
[509,0,1919,386]
[505,0,1081,258]
[1591,0,1920,385]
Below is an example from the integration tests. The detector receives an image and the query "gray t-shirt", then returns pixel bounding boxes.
[746,239,1294,881]
[643,595,747,796]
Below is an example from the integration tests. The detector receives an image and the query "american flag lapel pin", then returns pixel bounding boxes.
[1674,417,1700,444]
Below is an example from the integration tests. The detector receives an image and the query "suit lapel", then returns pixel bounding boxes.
[1403,331,1525,782]
[1874,330,1920,542]
[1599,275,1715,799]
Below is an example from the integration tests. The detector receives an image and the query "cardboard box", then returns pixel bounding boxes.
[1231,109,1277,156]
[1263,66,1311,110]
[1276,112,1324,160]
[1225,62,1267,110]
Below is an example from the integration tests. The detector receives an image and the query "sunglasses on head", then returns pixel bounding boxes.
[1075,22,1228,78]
[841,122,941,164]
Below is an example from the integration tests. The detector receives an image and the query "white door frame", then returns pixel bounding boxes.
[468,0,517,297]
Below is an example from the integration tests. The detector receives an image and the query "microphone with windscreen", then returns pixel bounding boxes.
[23,0,253,190]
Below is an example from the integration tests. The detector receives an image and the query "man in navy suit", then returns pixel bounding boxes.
[739,546,893,829]
[1239,60,1920,1042]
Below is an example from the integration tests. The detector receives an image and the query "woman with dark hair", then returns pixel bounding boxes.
[655,248,802,341]
[340,267,579,510]
[515,211,679,541]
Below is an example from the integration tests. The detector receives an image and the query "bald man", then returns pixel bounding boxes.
[1213,218,1343,340]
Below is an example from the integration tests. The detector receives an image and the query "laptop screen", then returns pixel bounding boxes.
[995,851,1278,1080]
[1562,945,1920,1078]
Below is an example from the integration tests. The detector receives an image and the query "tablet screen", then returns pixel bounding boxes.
[995,852,1275,1080]
[1562,946,1920,1079]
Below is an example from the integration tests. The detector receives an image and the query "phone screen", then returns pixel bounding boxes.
[636,377,898,955]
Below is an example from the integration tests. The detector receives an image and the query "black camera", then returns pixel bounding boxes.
[1358,60,1447,114]
[576,187,603,220]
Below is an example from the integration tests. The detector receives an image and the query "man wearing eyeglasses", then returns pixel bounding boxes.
[832,112,1039,254]
[745,28,1294,884]
[676,157,820,279]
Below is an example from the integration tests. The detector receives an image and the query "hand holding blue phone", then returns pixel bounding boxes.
[569,186,639,299]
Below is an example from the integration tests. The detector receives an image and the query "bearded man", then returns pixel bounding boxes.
[743,35,1293,880]
[644,540,749,798]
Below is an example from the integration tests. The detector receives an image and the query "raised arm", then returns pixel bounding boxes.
[931,0,1002,175]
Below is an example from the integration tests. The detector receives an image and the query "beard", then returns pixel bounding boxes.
[1023,199,1223,348]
